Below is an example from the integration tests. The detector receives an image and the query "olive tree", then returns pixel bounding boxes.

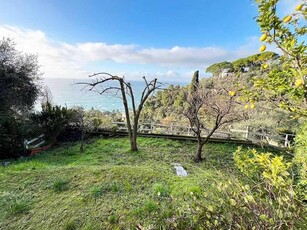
[0,38,41,158]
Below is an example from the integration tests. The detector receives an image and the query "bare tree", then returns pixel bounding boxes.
[185,71,246,162]
[78,72,162,151]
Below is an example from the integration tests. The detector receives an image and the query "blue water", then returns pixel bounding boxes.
[39,78,187,111]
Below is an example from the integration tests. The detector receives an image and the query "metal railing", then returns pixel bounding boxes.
[112,122,295,148]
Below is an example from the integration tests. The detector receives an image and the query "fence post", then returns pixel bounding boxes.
[245,126,249,139]
[284,134,289,147]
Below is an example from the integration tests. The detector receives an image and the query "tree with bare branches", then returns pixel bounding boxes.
[78,72,162,151]
[185,71,246,162]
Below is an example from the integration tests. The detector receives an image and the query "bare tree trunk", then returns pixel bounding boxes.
[131,132,138,151]
[131,116,139,151]
[119,80,134,151]
[195,134,203,162]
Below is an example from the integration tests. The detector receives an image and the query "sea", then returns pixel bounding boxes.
[38,78,187,112]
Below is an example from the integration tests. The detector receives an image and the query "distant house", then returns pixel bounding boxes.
[220,68,235,78]
[243,67,250,72]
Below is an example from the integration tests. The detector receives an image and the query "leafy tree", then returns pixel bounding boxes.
[232,52,279,72]
[0,38,41,158]
[79,73,162,151]
[206,61,234,77]
[253,0,307,116]
[252,0,307,202]
[142,84,187,124]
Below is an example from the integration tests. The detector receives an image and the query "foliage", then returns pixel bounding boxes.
[232,51,279,72]
[205,52,278,76]
[32,102,74,144]
[0,38,41,112]
[142,84,188,124]
[253,0,307,116]
[294,121,307,200]
[206,61,234,76]
[233,147,305,229]
[0,38,41,159]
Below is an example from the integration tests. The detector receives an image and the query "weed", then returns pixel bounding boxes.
[152,183,170,197]
[52,178,70,192]
[144,200,159,213]
[108,214,118,224]
[8,197,31,215]
[64,219,78,230]
[90,185,103,198]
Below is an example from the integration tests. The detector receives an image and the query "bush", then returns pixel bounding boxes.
[294,122,307,201]
[232,147,305,228]
[32,102,74,144]
[168,148,306,229]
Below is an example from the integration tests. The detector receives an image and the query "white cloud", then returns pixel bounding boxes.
[0,24,279,81]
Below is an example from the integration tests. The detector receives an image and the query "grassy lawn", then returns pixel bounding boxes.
[0,137,279,229]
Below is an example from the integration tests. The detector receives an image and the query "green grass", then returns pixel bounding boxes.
[0,137,281,229]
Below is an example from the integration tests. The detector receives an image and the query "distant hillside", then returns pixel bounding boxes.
[206,51,279,77]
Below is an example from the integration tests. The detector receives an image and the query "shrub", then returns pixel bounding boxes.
[168,148,305,229]
[294,122,307,201]
[32,102,75,144]
[232,147,304,228]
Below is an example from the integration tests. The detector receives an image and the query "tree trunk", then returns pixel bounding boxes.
[119,80,135,151]
[130,133,138,151]
[195,134,203,162]
[131,116,139,151]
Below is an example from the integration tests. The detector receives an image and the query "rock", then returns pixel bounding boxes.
[172,163,188,176]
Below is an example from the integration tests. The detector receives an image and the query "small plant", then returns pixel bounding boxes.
[52,179,70,192]
[144,200,159,213]
[152,183,170,197]
[90,181,122,198]
[8,197,31,215]
[108,213,118,224]
[90,185,103,198]
[64,219,77,230]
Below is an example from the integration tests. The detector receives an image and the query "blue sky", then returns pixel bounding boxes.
[0,0,295,82]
